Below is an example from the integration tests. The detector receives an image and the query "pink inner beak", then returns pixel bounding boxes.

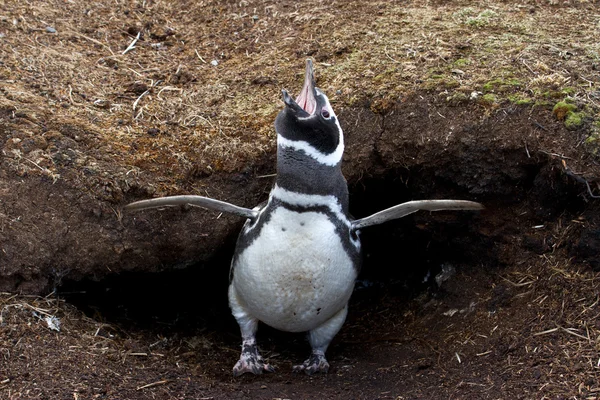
[295,61,317,115]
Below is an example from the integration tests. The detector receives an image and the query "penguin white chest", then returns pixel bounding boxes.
[232,206,356,332]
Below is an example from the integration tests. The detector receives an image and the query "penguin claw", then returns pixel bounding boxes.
[292,352,330,375]
[232,359,274,377]
[232,342,274,377]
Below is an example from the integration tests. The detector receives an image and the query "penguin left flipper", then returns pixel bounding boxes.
[124,195,258,220]
[351,199,484,231]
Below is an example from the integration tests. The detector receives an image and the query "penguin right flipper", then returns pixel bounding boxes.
[351,200,484,231]
[124,195,258,220]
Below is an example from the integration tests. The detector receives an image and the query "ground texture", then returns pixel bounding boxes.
[1,0,599,399]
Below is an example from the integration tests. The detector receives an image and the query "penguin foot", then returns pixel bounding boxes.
[292,350,330,375]
[232,341,274,377]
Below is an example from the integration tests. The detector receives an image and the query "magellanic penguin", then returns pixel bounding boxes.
[125,60,484,376]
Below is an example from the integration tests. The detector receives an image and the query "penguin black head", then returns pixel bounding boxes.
[275,60,344,166]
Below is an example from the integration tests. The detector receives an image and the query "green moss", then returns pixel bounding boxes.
[465,10,498,27]
[584,123,600,155]
[442,79,460,89]
[453,58,470,67]
[552,101,577,120]
[482,82,494,92]
[553,101,577,112]
[479,9,498,18]
[564,112,584,130]
[561,87,577,95]
[552,100,587,130]
[422,74,460,90]
[466,17,486,27]
[533,100,553,108]
[508,95,533,105]
[483,78,521,93]
[540,90,566,99]
[481,93,498,104]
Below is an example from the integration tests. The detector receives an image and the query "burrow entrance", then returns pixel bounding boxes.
[57,146,595,344]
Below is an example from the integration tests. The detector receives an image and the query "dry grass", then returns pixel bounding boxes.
[1,0,598,195]
[497,256,600,397]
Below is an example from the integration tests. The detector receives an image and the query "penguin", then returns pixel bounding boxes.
[125,60,483,376]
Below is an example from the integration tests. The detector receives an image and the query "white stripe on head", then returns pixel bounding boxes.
[272,185,360,248]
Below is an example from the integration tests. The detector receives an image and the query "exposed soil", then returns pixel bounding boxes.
[1,0,600,399]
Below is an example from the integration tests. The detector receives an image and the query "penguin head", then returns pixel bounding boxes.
[275,60,344,166]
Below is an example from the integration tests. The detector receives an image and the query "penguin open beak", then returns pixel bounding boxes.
[282,60,317,115]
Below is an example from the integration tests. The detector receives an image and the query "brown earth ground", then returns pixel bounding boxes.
[1,0,600,399]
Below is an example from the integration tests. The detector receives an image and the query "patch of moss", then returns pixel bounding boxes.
[453,58,470,67]
[564,112,584,130]
[480,93,498,105]
[584,122,600,154]
[533,100,553,108]
[540,90,567,99]
[422,75,460,90]
[552,101,577,121]
[479,9,498,18]
[483,78,521,93]
[465,10,498,27]
[560,87,577,96]
[508,95,533,105]
[585,134,598,145]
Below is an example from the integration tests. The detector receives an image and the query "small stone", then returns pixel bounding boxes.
[210,60,219,66]
[93,99,110,109]
[46,26,56,33]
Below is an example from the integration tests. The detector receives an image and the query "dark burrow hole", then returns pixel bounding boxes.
[58,153,591,357]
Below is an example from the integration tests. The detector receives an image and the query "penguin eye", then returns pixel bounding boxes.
[321,109,330,119]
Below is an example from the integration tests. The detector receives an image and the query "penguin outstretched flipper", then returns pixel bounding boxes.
[351,200,484,231]
[124,195,258,220]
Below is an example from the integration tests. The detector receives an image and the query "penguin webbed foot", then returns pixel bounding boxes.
[232,341,274,377]
[292,350,330,375]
